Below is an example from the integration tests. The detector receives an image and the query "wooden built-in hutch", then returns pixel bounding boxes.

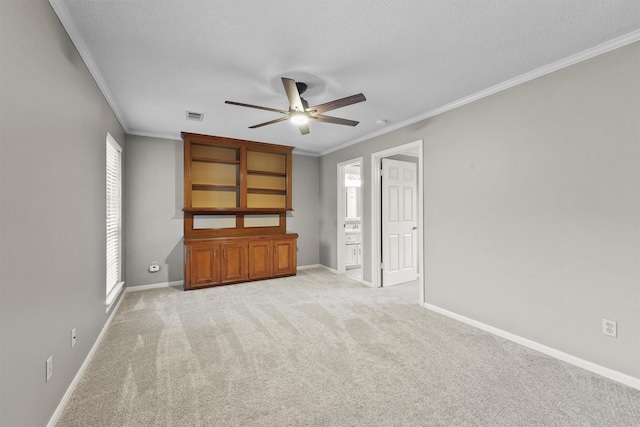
[182,132,297,290]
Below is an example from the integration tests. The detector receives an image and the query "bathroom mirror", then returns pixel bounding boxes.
[344,167,361,221]
[346,186,359,220]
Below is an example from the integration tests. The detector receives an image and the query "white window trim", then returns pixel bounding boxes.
[106,281,125,311]
[106,132,124,312]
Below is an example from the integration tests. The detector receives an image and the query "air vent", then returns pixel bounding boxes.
[186,111,204,121]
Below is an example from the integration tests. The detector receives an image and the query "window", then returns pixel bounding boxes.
[106,133,123,309]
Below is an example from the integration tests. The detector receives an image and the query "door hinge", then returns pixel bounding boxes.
[379,169,384,176]
[380,262,384,270]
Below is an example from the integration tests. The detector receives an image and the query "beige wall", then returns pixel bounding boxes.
[0,1,126,426]
[320,42,640,378]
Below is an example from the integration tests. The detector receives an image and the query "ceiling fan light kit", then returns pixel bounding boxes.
[226,77,366,135]
[290,112,309,125]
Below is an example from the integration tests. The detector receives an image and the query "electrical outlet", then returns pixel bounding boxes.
[71,328,77,348]
[602,319,617,337]
[46,356,53,382]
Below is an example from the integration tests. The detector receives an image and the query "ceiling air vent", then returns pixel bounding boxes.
[186,111,204,121]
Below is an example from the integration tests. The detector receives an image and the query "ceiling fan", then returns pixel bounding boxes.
[225,77,366,135]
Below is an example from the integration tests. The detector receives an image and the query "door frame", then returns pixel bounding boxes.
[370,140,424,304]
[337,157,363,275]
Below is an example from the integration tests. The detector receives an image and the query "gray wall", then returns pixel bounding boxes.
[124,139,321,288]
[125,135,184,287]
[289,154,320,266]
[320,42,640,378]
[0,1,126,426]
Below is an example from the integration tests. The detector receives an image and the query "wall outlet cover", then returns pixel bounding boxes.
[46,355,53,382]
[602,319,617,337]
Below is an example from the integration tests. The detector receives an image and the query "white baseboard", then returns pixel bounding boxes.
[314,264,373,287]
[423,303,640,391]
[47,290,126,427]
[297,264,322,270]
[313,264,373,286]
[318,264,339,274]
[126,280,184,292]
[359,280,374,287]
[349,276,374,287]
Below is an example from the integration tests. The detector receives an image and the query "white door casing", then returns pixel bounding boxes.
[382,158,418,286]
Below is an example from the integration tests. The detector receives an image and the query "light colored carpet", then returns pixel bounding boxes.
[57,268,640,426]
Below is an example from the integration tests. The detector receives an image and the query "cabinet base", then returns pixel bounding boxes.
[184,234,298,291]
[184,271,297,291]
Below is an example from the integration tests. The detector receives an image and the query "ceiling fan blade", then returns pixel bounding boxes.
[298,122,310,135]
[307,93,366,114]
[225,101,288,114]
[281,77,305,112]
[249,116,290,129]
[311,114,359,127]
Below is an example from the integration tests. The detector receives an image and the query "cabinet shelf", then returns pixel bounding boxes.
[247,169,287,177]
[183,207,293,213]
[183,132,293,233]
[192,156,240,165]
[184,135,292,213]
[247,187,286,195]
[192,184,239,191]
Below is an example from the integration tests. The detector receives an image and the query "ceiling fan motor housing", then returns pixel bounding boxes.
[295,82,308,95]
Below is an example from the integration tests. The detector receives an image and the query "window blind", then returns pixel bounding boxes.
[106,133,122,304]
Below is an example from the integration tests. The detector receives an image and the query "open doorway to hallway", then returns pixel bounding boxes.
[337,158,363,280]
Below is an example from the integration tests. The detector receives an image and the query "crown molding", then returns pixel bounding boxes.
[126,130,182,141]
[292,148,320,157]
[321,29,640,157]
[125,130,322,156]
[49,0,130,132]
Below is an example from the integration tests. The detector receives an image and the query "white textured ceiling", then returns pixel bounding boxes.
[50,0,640,154]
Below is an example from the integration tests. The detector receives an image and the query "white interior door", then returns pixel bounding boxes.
[382,158,417,286]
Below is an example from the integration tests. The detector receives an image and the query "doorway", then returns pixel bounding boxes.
[371,141,424,304]
[337,158,363,280]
